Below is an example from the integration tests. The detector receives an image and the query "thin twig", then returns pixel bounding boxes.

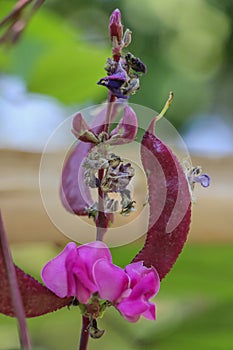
[0,0,32,27]
[0,211,31,350]
[0,0,45,44]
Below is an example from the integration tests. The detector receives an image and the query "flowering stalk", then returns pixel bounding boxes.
[95,10,123,241]
[0,8,210,350]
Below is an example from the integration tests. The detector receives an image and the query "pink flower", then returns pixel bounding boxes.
[116,262,160,322]
[41,242,160,322]
[41,241,128,304]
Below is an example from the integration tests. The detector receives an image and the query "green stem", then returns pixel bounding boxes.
[78,316,90,350]
[157,91,174,121]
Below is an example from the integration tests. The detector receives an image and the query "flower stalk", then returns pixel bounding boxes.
[78,316,90,350]
[0,212,31,350]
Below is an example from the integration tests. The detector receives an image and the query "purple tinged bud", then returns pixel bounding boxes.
[72,112,99,144]
[122,29,132,48]
[109,9,123,43]
[108,106,138,145]
[194,174,210,188]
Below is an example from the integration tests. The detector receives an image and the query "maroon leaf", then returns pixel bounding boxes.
[0,213,72,318]
[60,141,94,215]
[132,117,191,280]
[60,102,123,215]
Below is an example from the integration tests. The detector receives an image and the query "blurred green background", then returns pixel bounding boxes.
[0,0,233,349]
[1,0,233,129]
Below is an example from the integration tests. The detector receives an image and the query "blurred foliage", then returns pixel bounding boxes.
[1,0,233,128]
[0,2,108,104]
[0,243,232,349]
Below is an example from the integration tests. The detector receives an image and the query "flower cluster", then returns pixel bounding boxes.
[42,241,160,323]
[97,9,146,99]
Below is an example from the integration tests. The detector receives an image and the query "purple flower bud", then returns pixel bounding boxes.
[109,9,123,43]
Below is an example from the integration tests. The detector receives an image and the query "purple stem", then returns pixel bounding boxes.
[96,94,116,241]
[0,211,31,350]
[78,316,89,350]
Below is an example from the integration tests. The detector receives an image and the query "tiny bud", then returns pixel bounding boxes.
[109,9,123,44]
[122,29,132,48]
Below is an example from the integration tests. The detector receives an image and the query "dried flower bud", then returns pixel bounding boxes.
[125,52,147,74]
[122,29,132,48]
[109,9,123,44]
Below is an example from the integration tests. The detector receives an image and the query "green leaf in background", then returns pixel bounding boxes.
[0,4,108,104]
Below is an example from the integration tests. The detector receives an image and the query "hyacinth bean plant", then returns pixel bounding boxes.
[0,9,210,350]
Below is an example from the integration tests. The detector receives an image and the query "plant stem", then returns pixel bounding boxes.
[96,94,116,241]
[0,212,31,350]
[96,168,105,241]
[104,93,116,133]
[157,91,174,121]
[78,316,89,350]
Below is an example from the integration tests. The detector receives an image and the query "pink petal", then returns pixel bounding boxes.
[129,271,159,300]
[66,242,113,303]
[142,302,156,320]
[117,299,148,323]
[66,249,97,301]
[74,280,92,304]
[78,241,112,272]
[93,259,129,302]
[108,106,138,145]
[125,262,160,296]
[125,261,145,286]
[65,247,96,301]
[132,117,191,279]
[41,242,76,298]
